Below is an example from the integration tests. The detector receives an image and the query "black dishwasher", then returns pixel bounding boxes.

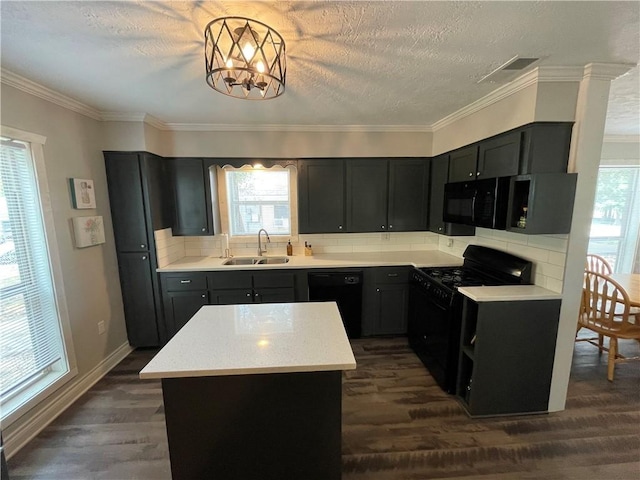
[308,271,363,339]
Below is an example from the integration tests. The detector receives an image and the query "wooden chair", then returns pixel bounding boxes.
[586,254,612,275]
[576,270,640,381]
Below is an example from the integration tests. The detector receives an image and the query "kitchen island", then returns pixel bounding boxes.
[140,302,356,480]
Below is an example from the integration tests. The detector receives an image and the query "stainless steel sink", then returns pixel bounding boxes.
[222,257,260,265]
[222,256,290,265]
[257,257,290,264]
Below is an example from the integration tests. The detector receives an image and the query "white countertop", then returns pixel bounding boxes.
[157,250,462,272]
[457,285,562,302]
[139,302,357,379]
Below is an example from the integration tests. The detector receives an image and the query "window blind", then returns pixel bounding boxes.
[0,138,63,398]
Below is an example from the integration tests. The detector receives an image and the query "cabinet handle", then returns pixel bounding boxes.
[438,227,443,232]
[468,172,473,177]
[201,227,206,232]
[477,171,481,176]
[389,224,393,229]
[381,225,386,230]
[141,255,147,260]
[201,294,206,298]
[376,288,380,292]
[180,280,192,284]
[387,273,398,277]
[338,225,343,230]
[140,244,146,248]
[255,293,259,297]
[246,293,251,297]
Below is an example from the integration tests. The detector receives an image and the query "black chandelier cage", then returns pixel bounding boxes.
[204,17,286,100]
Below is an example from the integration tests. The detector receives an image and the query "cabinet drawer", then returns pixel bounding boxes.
[163,274,207,291]
[208,272,253,289]
[253,272,295,289]
[373,267,410,284]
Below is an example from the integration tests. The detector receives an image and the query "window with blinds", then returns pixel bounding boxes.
[0,134,70,414]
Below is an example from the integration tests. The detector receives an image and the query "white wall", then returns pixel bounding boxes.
[156,128,432,158]
[1,84,130,454]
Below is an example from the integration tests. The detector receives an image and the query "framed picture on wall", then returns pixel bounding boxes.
[69,178,96,209]
[72,216,105,248]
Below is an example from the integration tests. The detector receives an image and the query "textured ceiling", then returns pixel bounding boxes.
[1,1,639,134]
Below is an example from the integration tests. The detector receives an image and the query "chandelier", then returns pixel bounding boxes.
[204,17,286,100]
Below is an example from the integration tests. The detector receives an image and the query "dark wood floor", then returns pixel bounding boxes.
[7,337,640,479]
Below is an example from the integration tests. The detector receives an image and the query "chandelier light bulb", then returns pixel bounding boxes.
[225,59,233,69]
[256,60,265,73]
[242,43,255,62]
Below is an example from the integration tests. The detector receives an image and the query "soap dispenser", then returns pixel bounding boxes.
[286,240,293,256]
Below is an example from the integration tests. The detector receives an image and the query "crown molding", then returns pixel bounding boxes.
[602,134,640,143]
[101,112,168,130]
[431,66,585,132]
[583,63,636,81]
[1,69,102,121]
[164,123,433,133]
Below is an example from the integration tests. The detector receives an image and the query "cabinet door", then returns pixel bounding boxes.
[117,252,159,347]
[477,131,521,179]
[211,289,254,305]
[388,159,429,232]
[298,160,346,233]
[142,153,172,230]
[428,154,448,233]
[346,159,388,232]
[256,288,296,304]
[170,158,213,236]
[164,291,209,338]
[104,153,150,252]
[375,284,409,335]
[448,145,479,182]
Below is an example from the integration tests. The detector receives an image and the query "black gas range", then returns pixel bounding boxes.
[408,245,532,394]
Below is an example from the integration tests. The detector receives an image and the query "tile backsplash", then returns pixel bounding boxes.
[154,227,568,293]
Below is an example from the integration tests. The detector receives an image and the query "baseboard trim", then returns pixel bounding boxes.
[4,342,134,459]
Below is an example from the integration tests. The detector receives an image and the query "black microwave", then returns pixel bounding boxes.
[443,177,510,229]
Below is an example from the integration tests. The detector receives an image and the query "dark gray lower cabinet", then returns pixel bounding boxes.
[457,297,561,417]
[362,266,410,336]
[118,252,160,347]
[161,270,297,339]
[164,290,209,334]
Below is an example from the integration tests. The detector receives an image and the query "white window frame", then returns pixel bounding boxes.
[215,164,298,244]
[0,125,77,427]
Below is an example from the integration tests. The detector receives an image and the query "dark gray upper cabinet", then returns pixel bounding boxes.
[506,173,578,234]
[518,122,573,174]
[105,152,169,252]
[388,159,430,231]
[170,158,214,236]
[477,131,521,179]
[428,154,476,236]
[346,159,389,232]
[448,145,479,182]
[298,159,346,233]
[346,158,430,233]
[447,122,573,183]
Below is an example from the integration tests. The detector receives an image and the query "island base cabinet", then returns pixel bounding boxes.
[162,371,342,480]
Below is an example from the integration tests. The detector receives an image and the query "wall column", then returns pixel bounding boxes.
[548,63,634,411]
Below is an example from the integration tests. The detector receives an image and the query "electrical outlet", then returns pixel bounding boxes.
[447,239,454,248]
[98,321,106,335]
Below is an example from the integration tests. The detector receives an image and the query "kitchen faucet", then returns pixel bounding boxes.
[257,228,270,256]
